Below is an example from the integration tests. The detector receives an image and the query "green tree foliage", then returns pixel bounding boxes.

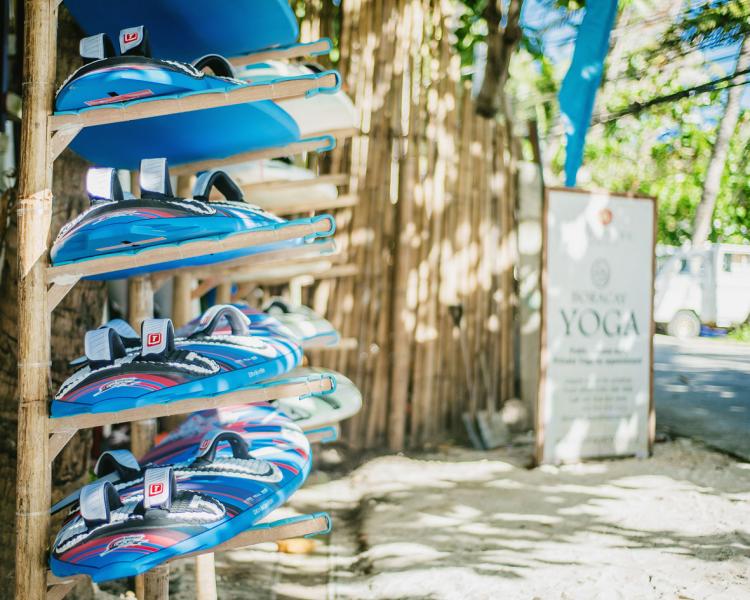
[492,0,750,246]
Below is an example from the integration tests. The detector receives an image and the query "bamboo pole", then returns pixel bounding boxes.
[172,275,193,328]
[215,282,232,305]
[128,277,164,600]
[15,0,56,597]
[194,553,218,600]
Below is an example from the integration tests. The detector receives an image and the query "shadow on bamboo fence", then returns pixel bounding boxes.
[296,0,519,451]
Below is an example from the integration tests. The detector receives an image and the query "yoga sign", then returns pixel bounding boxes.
[536,188,655,465]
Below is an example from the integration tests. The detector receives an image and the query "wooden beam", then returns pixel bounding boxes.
[176,239,339,280]
[46,581,76,600]
[48,431,76,463]
[16,0,55,597]
[259,193,359,216]
[170,137,335,176]
[49,125,81,162]
[304,425,340,444]
[172,275,194,328]
[47,218,334,284]
[228,38,333,67]
[127,276,161,599]
[240,173,349,193]
[48,371,334,432]
[215,282,232,304]
[47,281,77,312]
[180,513,331,558]
[178,242,341,287]
[49,74,338,132]
[194,554,218,600]
[234,263,358,287]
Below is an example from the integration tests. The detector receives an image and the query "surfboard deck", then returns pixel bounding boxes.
[62,0,299,62]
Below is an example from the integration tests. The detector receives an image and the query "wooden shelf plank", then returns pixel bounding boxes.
[160,239,338,284]
[48,370,334,433]
[228,39,333,67]
[238,263,358,287]
[49,74,338,132]
[46,218,334,284]
[46,512,331,595]
[305,425,340,444]
[170,136,335,176]
[241,173,349,193]
[261,193,359,216]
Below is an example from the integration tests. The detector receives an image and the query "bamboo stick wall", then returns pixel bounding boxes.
[300,0,518,451]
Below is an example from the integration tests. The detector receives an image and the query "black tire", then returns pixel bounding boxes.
[667,310,701,339]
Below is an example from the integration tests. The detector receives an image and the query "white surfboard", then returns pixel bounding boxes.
[237,61,359,135]
[264,297,340,348]
[274,368,362,430]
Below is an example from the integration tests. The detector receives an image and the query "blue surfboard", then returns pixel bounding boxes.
[62,0,299,62]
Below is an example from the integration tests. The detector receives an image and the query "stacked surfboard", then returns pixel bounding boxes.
[49,0,362,585]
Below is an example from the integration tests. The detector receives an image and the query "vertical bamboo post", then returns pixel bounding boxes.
[128,276,156,457]
[195,553,218,600]
[172,176,195,329]
[128,276,167,600]
[138,564,169,600]
[15,0,55,598]
[215,281,232,305]
[172,275,193,328]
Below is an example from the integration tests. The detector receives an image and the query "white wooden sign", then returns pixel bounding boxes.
[536,188,655,464]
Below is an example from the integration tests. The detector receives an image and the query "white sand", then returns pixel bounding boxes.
[149,439,750,599]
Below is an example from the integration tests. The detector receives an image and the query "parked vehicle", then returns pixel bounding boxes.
[654,244,750,338]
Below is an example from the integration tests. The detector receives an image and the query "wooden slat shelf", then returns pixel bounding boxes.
[240,173,349,193]
[260,193,359,216]
[228,38,333,67]
[46,218,335,310]
[160,239,339,285]
[49,369,334,434]
[239,262,358,287]
[50,74,337,132]
[48,75,339,162]
[45,512,331,599]
[171,136,336,176]
[192,252,346,295]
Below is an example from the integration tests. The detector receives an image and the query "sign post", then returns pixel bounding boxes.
[536,188,655,465]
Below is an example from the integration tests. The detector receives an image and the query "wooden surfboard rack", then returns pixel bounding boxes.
[14,3,360,599]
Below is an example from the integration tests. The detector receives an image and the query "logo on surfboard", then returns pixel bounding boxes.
[101,534,146,556]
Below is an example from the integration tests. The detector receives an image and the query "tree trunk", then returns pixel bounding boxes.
[0,8,105,595]
[692,35,750,246]
[475,0,523,119]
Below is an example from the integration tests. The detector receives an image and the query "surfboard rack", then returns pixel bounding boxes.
[45,512,332,600]
[15,2,362,597]
[48,370,335,462]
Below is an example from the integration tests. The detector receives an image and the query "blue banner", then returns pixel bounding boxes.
[559,0,618,187]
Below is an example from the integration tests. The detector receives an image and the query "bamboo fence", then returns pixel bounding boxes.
[284,0,519,451]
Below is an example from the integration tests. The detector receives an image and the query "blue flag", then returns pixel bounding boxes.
[559,0,618,187]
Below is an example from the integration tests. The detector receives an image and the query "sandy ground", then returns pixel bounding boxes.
[96,439,750,600]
